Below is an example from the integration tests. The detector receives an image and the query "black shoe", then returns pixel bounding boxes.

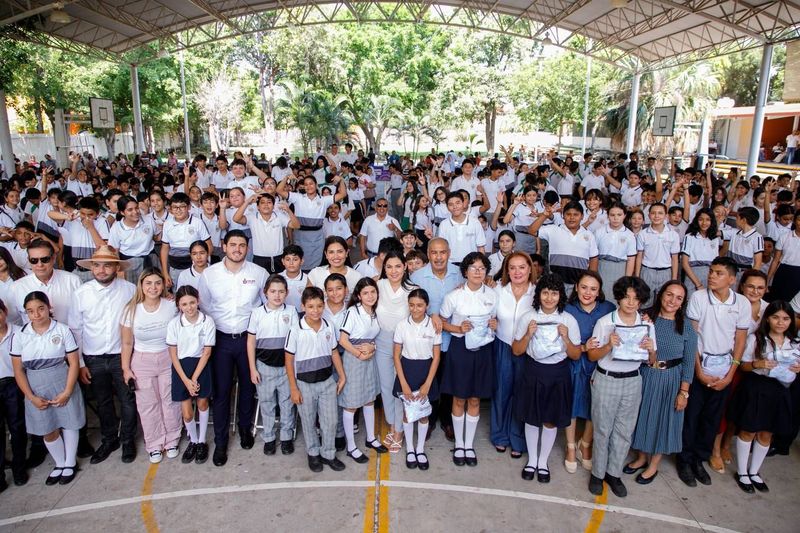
[263,440,277,455]
[26,447,47,469]
[77,438,95,459]
[240,431,254,450]
[588,474,604,495]
[308,454,323,472]
[320,456,346,471]
[443,425,455,442]
[537,468,551,483]
[452,448,466,466]
[121,443,136,463]
[692,461,711,486]
[365,439,388,454]
[347,448,369,464]
[676,461,697,487]
[90,440,120,465]
[212,447,228,467]
[636,471,658,485]
[735,474,755,493]
[623,462,646,475]
[194,443,209,464]
[335,436,346,452]
[604,475,627,497]
[521,466,536,481]
[405,451,418,469]
[12,469,29,486]
[749,474,769,492]
[416,452,429,471]
[45,468,63,486]
[59,465,78,485]
[464,449,477,467]
[182,443,198,464]
[281,440,294,455]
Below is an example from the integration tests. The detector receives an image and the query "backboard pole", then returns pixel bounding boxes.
[746,43,774,178]
[625,71,641,156]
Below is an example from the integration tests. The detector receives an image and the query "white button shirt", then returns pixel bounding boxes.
[359,214,400,254]
[439,284,498,338]
[494,282,535,345]
[198,260,268,334]
[10,270,82,326]
[437,215,486,263]
[69,278,136,355]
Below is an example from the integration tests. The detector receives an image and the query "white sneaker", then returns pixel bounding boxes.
[149,450,163,464]
[166,447,179,459]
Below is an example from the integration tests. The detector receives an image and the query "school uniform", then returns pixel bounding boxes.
[0,324,26,479]
[162,215,211,282]
[175,265,206,291]
[282,271,308,312]
[359,214,400,256]
[338,305,381,409]
[637,225,680,306]
[1,242,31,273]
[509,203,538,255]
[620,184,642,208]
[679,289,750,469]
[35,200,60,242]
[246,211,290,274]
[450,175,480,203]
[413,207,434,252]
[392,315,441,401]
[580,206,607,234]
[248,304,299,443]
[772,230,800,298]
[108,218,156,284]
[10,321,85,436]
[308,266,363,300]
[537,224,598,292]
[0,205,23,227]
[61,217,111,282]
[726,227,763,275]
[681,232,721,301]
[487,251,508,279]
[200,213,223,260]
[580,174,605,194]
[432,202,449,228]
[323,217,352,243]
[288,192,335,269]
[166,311,216,401]
[480,177,504,217]
[436,216,487,264]
[285,317,339,460]
[226,176,261,198]
[557,173,576,199]
[593,225,637,294]
[590,311,656,479]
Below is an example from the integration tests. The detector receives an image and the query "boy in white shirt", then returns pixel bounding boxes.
[436,191,485,264]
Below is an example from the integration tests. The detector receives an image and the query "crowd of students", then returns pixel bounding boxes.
[0,144,799,501]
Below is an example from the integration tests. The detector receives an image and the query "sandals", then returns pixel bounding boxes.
[577,439,592,471]
[382,433,403,454]
[709,455,725,474]
[510,450,523,459]
[564,442,577,474]
[494,445,507,453]
[405,451,418,469]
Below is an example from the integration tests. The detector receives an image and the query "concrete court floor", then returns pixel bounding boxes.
[1,406,797,533]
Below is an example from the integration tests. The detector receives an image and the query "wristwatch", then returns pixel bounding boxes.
[679,390,689,399]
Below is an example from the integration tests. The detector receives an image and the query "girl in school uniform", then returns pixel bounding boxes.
[323,203,353,247]
[681,208,721,301]
[108,196,156,284]
[393,288,441,470]
[580,189,608,233]
[412,195,434,253]
[502,186,538,255]
[593,202,637,293]
[512,274,582,483]
[767,210,800,298]
[11,291,84,485]
[431,186,449,229]
[732,301,799,493]
[440,252,498,467]
[166,285,216,464]
[247,275,299,456]
[338,277,387,463]
[175,240,210,291]
[160,192,211,288]
[635,203,680,307]
[488,230,516,280]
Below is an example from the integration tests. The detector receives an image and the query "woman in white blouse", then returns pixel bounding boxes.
[307,236,363,297]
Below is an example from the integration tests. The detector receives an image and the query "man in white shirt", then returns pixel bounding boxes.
[450,159,480,203]
[69,246,137,464]
[359,200,401,258]
[785,130,799,165]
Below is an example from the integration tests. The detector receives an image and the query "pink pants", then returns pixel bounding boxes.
[131,349,182,453]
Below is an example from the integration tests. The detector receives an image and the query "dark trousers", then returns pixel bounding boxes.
[679,380,731,464]
[253,254,285,275]
[211,333,255,448]
[0,377,27,476]
[773,378,800,452]
[429,350,452,430]
[84,355,138,445]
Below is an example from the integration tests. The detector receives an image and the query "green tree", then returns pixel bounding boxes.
[714,46,786,106]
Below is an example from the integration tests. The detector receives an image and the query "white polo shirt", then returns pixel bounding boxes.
[247,303,299,366]
[212,170,232,190]
[439,283,498,339]
[288,192,334,229]
[592,311,656,373]
[60,217,111,261]
[359,214,400,255]
[285,317,338,383]
[538,224,599,283]
[450,175,480,202]
[393,315,441,360]
[620,184,643,207]
[581,174,605,193]
[354,257,379,279]
[108,218,155,258]
[175,265,206,291]
[494,282,535,345]
[0,205,23,227]
[323,217,352,242]
[580,206,608,233]
[686,288,750,356]
[514,309,581,364]
[509,203,537,233]
[323,303,347,333]
[10,320,78,370]
[162,215,210,267]
[165,312,216,360]
[246,211,289,257]
[437,215,486,263]
[198,260,268,334]
[200,213,222,250]
[226,176,261,198]
[637,225,680,269]
[282,271,307,312]
[11,270,82,326]
[480,178,504,212]
[340,304,380,345]
[69,277,136,355]
[726,227,763,268]
[775,230,800,267]
[594,225,637,262]
[308,266,363,297]
[0,324,20,378]
[557,174,575,198]
[681,233,720,266]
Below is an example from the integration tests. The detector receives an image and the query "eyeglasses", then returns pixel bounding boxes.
[29,256,52,265]
[467,266,486,273]
[744,284,766,291]
[172,204,188,210]
[376,204,389,208]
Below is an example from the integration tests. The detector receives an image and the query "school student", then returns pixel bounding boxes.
[593,202,637,293]
[108,196,156,284]
[681,208,721,301]
[0,300,26,489]
[725,206,763,276]
[393,288,441,470]
[285,287,347,473]
[322,272,349,451]
[175,240,211,291]
[233,193,299,274]
[512,274,582,483]
[166,285,216,464]
[281,245,307,312]
[502,187,538,255]
[160,192,212,288]
[767,210,800,298]
[635,203,679,307]
[247,275,299,456]
[436,191,486,264]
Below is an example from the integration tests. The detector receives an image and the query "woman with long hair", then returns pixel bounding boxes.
[681,208,721,301]
[307,236,363,298]
[767,210,800,299]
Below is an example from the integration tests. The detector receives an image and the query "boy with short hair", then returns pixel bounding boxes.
[281,244,307,312]
[161,192,212,288]
[436,191,485,264]
[725,206,763,275]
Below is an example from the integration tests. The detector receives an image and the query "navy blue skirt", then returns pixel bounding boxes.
[171,357,212,401]
[393,357,439,402]
[730,373,792,434]
[440,336,494,399]
[514,357,573,428]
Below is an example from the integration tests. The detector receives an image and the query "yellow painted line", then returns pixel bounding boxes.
[377,415,391,533]
[362,433,379,533]
[140,463,160,533]
[363,410,392,533]
[584,482,608,533]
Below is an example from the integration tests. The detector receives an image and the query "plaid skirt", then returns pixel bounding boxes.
[24,363,85,435]
[338,350,380,408]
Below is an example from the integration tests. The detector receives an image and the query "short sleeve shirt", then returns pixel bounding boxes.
[165,312,216,359]
[10,320,78,370]
[393,316,441,360]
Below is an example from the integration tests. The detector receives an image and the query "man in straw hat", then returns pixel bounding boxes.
[68,245,138,464]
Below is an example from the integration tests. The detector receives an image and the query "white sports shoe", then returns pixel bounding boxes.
[166,447,180,459]
[149,450,163,464]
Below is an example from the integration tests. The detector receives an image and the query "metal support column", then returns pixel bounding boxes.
[625,72,641,157]
[0,90,14,179]
[131,64,145,154]
[697,116,710,170]
[179,52,191,157]
[746,43,774,178]
[581,56,592,155]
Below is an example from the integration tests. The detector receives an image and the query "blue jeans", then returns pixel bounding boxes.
[787,147,796,165]
[490,339,527,452]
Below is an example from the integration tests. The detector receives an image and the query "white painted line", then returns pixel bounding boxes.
[382,480,741,533]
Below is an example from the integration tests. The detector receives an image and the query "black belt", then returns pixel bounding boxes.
[648,359,682,370]
[596,366,640,379]
[643,266,670,271]
[84,353,121,359]
[297,225,322,231]
[217,331,246,339]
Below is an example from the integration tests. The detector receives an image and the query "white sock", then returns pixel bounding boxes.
[735,437,752,480]
[524,424,540,468]
[198,408,209,443]
[44,436,66,470]
[452,414,465,456]
[464,414,480,453]
[185,418,198,443]
[416,422,428,454]
[537,426,557,471]
[343,410,362,457]
[62,429,79,469]
[403,421,415,453]
[748,441,770,479]
[363,404,377,442]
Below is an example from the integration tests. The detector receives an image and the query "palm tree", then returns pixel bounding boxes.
[307,92,351,150]
[275,80,313,155]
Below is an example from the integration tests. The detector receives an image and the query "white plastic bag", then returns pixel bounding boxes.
[465,314,494,350]
[531,322,563,360]
[769,348,800,385]
[611,324,650,362]
[701,352,732,378]
[401,392,433,423]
